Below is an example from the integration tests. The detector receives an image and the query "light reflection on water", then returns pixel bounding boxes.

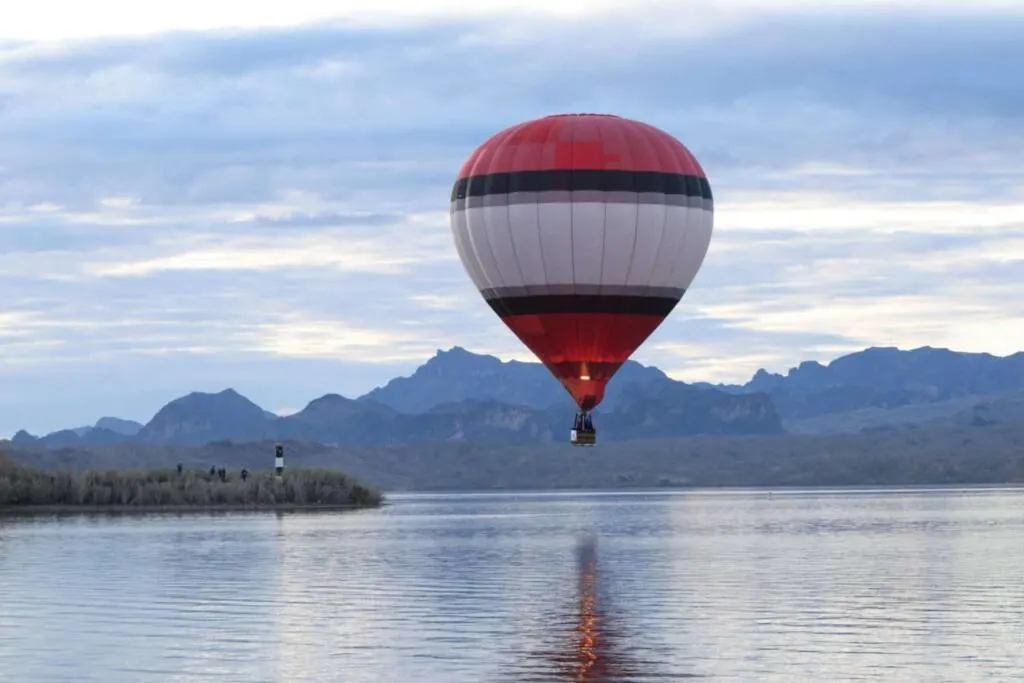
[1,488,1023,681]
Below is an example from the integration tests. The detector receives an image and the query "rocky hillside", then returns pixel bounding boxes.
[15,345,1024,447]
[11,350,783,447]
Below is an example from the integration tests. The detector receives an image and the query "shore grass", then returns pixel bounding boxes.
[0,453,383,511]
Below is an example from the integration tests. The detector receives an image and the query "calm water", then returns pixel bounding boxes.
[2,488,1024,682]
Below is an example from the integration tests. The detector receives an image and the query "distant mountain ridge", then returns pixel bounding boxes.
[11,345,1024,449]
[360,346,671,413]
[712,346,1024,426]
[13,348,782,447]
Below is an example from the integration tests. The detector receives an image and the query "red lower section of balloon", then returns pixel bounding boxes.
[499,312,667,410]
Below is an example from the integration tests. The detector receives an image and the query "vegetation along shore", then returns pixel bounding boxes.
[0,453,383,512]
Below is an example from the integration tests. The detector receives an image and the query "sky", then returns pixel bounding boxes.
[1,0,1022,435]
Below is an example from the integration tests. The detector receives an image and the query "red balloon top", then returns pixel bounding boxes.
[456,113,707,179]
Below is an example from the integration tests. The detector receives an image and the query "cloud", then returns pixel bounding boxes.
[244,315,450,364]
[0,2,1021,434]
[0,0,639,42]
[642,221,1024,382]
[4,5,1024,198]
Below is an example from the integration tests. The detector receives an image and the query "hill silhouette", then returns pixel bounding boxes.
[11,345,1024,452]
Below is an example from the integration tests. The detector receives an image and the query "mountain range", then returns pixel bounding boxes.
[9,345,1024,450]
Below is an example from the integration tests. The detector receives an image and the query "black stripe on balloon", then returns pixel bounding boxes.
[486,294,680,317]
[451,170,712,202]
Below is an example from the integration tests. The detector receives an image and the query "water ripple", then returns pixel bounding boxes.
[2,489,1024,682]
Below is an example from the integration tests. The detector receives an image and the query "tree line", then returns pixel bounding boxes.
[0,453,382,508]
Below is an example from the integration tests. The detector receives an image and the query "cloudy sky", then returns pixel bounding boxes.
[1,0,1022,435]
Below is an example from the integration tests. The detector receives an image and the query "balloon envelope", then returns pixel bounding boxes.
[449,113,714,410]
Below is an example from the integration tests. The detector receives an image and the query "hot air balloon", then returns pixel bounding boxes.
[449,113,714,446]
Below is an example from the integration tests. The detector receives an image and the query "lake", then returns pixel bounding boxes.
[1,488,1024,682]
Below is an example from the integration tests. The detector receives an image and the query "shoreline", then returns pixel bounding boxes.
[0,502,384,516]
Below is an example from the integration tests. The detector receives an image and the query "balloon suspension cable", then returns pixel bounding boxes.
[577,409,595,433]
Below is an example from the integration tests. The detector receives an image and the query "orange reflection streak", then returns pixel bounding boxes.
[522,535,641,683]
[575,554,600,681]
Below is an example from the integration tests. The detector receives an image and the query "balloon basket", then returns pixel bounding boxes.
[570,429,597,447]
